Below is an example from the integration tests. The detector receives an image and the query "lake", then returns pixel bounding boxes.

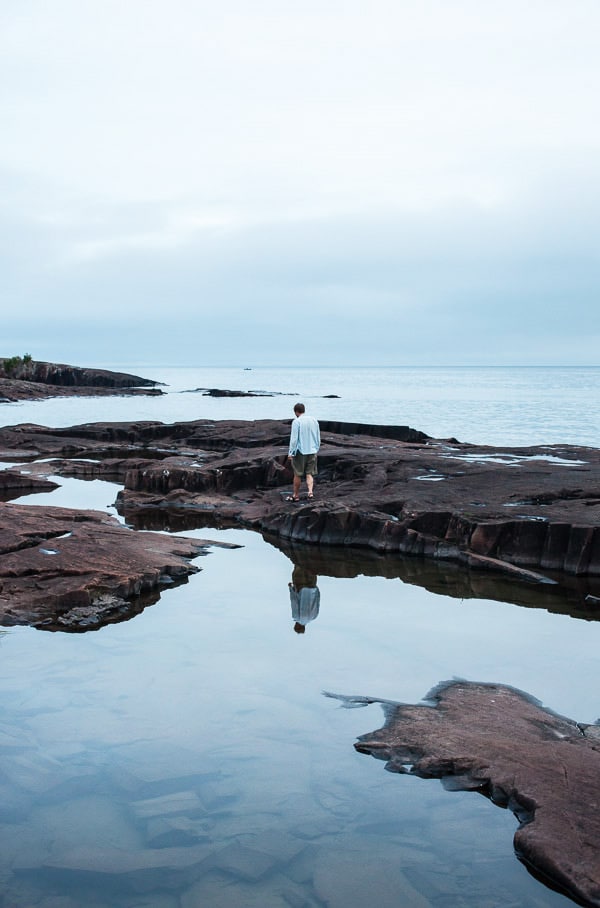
[0,365,598,907]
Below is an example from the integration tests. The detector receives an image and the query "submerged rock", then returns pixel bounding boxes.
[15,843,214,890]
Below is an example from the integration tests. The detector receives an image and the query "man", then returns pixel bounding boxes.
[287,402,320,501]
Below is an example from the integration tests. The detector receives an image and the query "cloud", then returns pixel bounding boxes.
[3,1,599,204]
[3,175,597,366]
[1,1,599,366]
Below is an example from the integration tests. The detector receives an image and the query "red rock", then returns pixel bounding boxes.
[344,681,600,907]
[1,417,599,617]
[0,502,234,631]
[0,469,59,500]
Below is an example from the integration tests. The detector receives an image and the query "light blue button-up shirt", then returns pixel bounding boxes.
[289,414,321,456]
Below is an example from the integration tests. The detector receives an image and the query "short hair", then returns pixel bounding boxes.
[294,402,305,414]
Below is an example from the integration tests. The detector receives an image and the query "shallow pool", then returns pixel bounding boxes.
[0,486,593,907]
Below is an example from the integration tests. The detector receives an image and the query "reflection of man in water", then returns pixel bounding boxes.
[288,565,320,634]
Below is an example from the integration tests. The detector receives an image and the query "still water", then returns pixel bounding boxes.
[0,366,598,906]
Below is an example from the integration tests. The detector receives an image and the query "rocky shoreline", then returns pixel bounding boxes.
[0,359,162,401]
[0,413,598,631]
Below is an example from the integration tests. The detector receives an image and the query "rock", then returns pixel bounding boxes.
[0,417,599,627]
[343,681,600,907]
[208,841,278,881]
[0,503,236,630]
[312,847,430,908]
[130,791,205,820]
[180,871,310,908]
[15,843,214,892]
[0,359,162,401]
[1,749,66,795]
[100,742,222,789]
[22,795,141,861]
[318,419,429,442]
[0,358,159,388]
[194,388,275,397]
[125,897,180,908]
[144,816,211,849]
[205,830,306,882]
[0,469,59,500]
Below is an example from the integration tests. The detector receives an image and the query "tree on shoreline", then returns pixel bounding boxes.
[2,354,32,375]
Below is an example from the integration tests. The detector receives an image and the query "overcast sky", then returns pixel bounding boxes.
[1,0,599,367]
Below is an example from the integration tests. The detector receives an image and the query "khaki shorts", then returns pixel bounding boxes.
[291,453,318,477]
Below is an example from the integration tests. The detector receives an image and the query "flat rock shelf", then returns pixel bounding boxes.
[0,416,598,620]
[337,681,600,908]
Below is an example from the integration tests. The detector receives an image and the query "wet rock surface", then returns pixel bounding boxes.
[0,416,598,594]
[191,388,277,397]
[0,415,599,629]
[0,469,59,501]
[341,681,600,907]
[0,359,162,401]
[0,503,235,631]
[183,388,341,399]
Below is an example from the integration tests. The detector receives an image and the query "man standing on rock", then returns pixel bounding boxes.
[286,402,320,501]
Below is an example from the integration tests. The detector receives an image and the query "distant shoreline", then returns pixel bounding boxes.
[0,359,162,402]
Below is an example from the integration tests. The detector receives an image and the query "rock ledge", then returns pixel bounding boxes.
[336,681,600,907]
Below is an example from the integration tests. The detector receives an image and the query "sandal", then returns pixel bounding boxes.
[285,495,300,502]
[307,493,314,499]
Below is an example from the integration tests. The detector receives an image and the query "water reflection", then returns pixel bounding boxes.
[118,503,239,533]
[0,469,594,906]
[289,565,320,634]
[31,582,189,634]
[269,536,600,622]
[114,494,600,621]
[0,525,579,908]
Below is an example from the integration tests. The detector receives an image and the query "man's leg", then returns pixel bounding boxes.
[306,473,314,497]
[293,474,301,499]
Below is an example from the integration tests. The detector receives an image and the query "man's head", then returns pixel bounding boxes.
[294,403,305,416]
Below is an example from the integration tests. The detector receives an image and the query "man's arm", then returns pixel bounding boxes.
[288,419,299,456]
